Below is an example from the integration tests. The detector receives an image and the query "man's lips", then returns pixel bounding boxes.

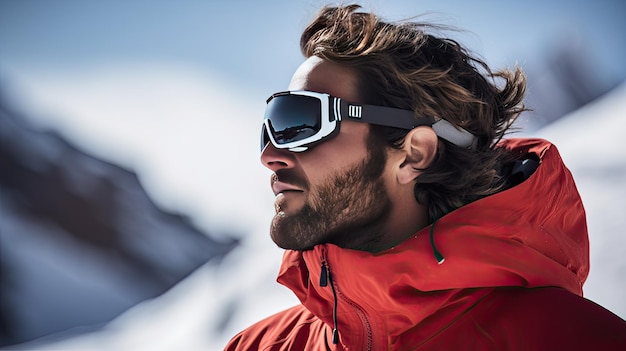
[270,171,307,196]
[272,181,304,196]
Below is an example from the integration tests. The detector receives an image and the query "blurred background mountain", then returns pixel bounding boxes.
[0,90,239,346]
[0,0,624,349]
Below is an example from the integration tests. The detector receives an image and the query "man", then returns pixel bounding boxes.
[226,4,626,350]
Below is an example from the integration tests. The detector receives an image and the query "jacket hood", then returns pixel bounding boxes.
[276,138,589,349]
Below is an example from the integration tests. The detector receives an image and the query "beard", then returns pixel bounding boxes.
[270,144,392,252]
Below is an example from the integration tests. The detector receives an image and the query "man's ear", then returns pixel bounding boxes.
[396,126,438,185]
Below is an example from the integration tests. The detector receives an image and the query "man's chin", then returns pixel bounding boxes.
[270,215,317,251]
[269,215,290,249]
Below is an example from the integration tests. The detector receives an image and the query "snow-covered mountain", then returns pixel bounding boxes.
[8,82,625,351]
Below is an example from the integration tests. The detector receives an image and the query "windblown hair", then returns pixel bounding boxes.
[300,4,528,221]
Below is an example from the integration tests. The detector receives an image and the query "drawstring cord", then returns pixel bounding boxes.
[430,219,445,264]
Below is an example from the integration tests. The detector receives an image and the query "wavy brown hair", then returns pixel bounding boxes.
[300,4,528,221]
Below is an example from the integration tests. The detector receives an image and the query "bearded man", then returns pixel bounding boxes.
[226,4,626,350]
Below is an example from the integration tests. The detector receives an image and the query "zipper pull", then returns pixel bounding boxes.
[332,328,339,344]
[320,261,328,287]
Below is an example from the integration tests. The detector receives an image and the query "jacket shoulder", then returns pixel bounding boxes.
[224,305,328,351]
[457,287,626,350]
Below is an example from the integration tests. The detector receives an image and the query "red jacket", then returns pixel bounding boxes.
[225,139,626,350]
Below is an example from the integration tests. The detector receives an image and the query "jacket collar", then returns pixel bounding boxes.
[277,138,589,349]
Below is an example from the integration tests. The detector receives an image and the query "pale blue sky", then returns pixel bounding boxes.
[1,0,624,94]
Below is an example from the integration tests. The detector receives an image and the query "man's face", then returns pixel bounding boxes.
[260,57,395,251]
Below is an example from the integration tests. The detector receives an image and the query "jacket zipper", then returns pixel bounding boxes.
[320,259,339,344]
[320,253,373,350]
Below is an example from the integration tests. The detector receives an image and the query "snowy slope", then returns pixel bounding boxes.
[9,82,625,351]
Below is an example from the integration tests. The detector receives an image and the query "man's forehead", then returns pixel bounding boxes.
[288,56,359,102]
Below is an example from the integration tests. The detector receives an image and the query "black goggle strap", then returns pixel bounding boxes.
[339,99,477,149]
[339,100,430,129]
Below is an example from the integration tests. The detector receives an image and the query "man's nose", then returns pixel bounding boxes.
[260,143,296,172]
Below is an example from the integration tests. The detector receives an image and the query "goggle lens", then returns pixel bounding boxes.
[265,95,322,144]
[262,94,322,150]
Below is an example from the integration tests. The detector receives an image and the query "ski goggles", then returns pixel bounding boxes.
[261,90,476,152]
